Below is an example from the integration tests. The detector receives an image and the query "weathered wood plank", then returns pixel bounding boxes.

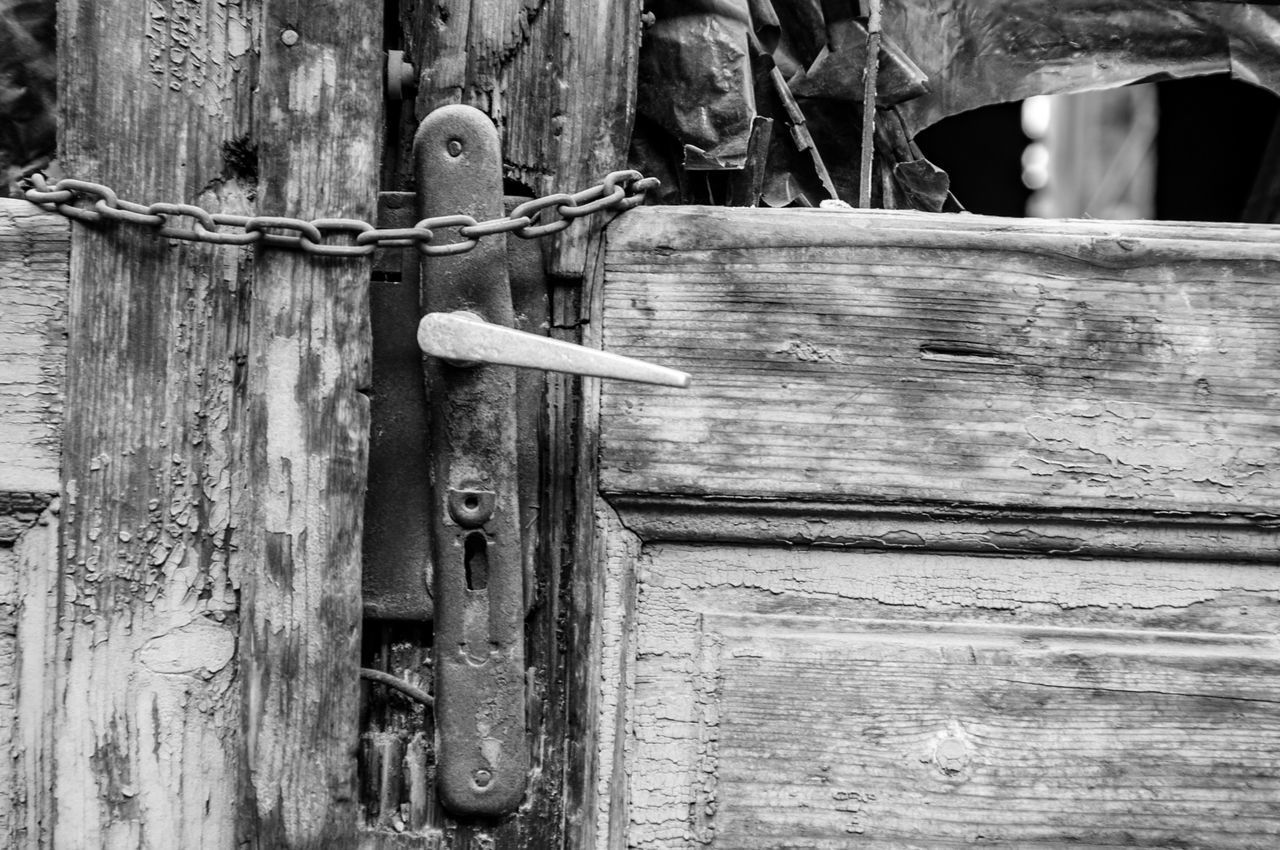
[608,495,1280,561]
[0,200,65,495]
[601,206,1280,518]
[706,614,1280,848]
[405,0,642,277]
[239,4,378,846]
[607,541,1280,848]
[569,241,638,850]
[0,538,17,839]
[54,0,256,844]
[8,506,58,848]
[503,0,643,277]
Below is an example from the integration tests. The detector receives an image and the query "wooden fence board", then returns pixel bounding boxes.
[0,200,65,496]
[53,0,258,843]
[239,4,378,846]
[601,206,1280,517]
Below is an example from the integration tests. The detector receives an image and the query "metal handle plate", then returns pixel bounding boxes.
[417,105,527,817]
[415,104,688,819]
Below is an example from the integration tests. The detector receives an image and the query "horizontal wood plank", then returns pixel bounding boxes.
[615,541,1280,848]
[600,207,1280,517]
[705,614,1280,848]
[0,200,66,494]
[608,494,1280,560]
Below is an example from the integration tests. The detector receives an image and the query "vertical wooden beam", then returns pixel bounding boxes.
[0,199,67,847]
[239,1,378,846]
[503,0,644,278]
[12,506,59,848]
[55,1,257,846]
[406,0,644,278]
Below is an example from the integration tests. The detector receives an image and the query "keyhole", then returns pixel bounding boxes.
[464,532,488,590]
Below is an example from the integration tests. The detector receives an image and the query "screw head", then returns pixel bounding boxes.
[280,28,299,46]
[473,768,492,788]
[447,139,464,157]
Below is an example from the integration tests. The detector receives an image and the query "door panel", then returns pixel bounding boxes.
[609,542,1280,849]
[588,207,1280,848]
[600,207,1280,512]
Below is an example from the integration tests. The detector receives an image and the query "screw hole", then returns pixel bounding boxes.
[464,494,479,511]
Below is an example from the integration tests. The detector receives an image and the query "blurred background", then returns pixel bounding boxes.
[0,0,56,198]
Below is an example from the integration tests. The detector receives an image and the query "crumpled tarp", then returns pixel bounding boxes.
[789,18,929,105]
[634,0,954,208]
[637,0,759,169]
[633,0,1280,210]
[891,0,1280,135]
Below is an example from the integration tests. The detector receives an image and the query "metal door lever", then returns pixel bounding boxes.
[415,104,688,818]
[418,311,692,387]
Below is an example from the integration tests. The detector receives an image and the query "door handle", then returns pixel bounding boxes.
[414,104,687,817]
[418,310,691,387]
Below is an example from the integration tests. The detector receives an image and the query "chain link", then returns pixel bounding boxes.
[20,171,660,257]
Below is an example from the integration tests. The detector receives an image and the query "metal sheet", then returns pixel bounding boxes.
[788,18,930,104]
[889,0,1280,133]
[415,105,528,817]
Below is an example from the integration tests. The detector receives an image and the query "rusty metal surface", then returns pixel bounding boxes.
[363,194,550,622]
[415,104,528,817]
[364,199,434,620]
[21,169,658,256]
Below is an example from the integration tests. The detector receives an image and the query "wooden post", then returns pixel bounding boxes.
[406,0,643,278]
[51,1,378,846]
[54,2,258,844]
[239,3,378,846]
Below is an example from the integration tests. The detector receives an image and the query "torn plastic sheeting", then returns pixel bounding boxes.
[767,0,830,78]
[789,18,930,105]
[1221,3,1280,92]
[887,0,1280,135]
[748,0,782,54]
[637,0,758,169]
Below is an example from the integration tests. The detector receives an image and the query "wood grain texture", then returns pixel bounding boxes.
[601,206,1280,517]
[0,200,65,494]
[607,541,1280,848]
[609,495,1280,561]
[585,506,640,850]
[568,241,639,850]
[240,2,378,845]
[7,506,58,848]
[55,1,257,845]
[404,0,642,277]
[705,614,1280,849]
[0,535,17,838]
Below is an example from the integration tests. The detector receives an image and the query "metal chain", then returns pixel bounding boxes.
[19,171,660,257]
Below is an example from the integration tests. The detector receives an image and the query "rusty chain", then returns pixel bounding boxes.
[20,171,660,257]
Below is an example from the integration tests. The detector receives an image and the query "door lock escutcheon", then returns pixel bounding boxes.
[415,104,689,817]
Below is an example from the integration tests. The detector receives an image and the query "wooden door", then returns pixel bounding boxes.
[576,206,1280,848]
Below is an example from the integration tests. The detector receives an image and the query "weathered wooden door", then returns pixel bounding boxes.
[576,206,1280,848]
